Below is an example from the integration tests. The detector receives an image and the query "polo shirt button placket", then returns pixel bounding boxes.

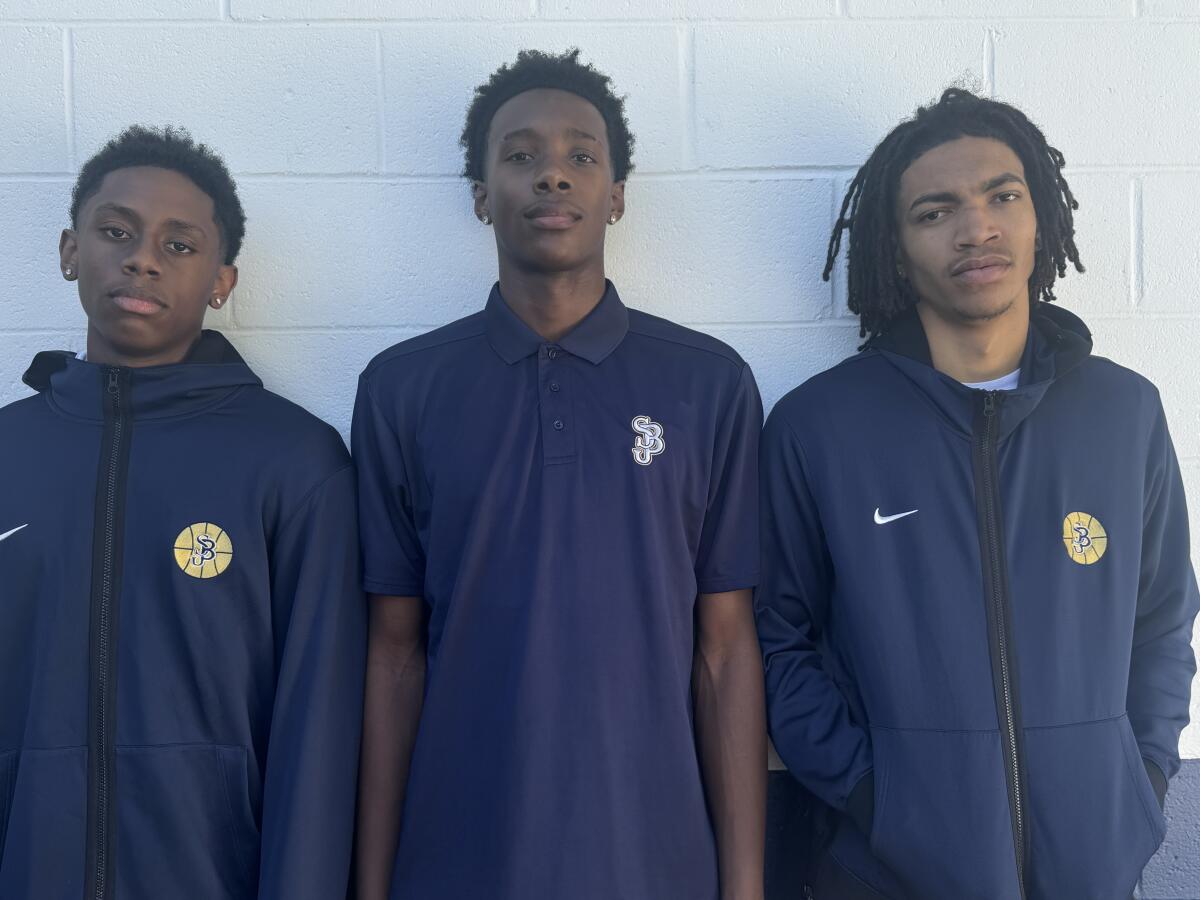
[539,344,575,463]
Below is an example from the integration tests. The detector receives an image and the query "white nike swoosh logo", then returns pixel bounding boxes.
[0,524,29,542]
[874,508,918,525]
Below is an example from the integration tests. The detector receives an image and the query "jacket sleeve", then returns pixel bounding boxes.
[258,464,368,899]
[1128,397,1200,801]
[755,405,874,820]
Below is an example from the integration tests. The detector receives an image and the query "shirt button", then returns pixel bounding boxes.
[549,381,560,392]
[547,347,559,360]
[553,419,565,431]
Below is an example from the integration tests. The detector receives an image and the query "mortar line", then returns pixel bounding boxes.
[681,24,696,171]
[219,0,231,20]
[984,28,996,96]
[375,31,387,173]
[1131,176,1144,307]
[63,28,76,171]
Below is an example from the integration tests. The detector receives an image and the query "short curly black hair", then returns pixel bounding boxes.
[71,125,246,265]
[460,48,635,183]
[825,88,1084,342]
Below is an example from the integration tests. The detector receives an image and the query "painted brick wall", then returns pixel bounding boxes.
[0,1,1197,894]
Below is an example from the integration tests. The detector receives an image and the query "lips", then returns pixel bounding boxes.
[524,202,582,230]
[950,255,1012,285]
[108,287,166,315]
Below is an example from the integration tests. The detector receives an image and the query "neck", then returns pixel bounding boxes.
[86,326,199,368]
[496,260,608,342]
[917,297,1029,384]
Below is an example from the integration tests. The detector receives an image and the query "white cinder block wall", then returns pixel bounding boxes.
[1,0,1198,866]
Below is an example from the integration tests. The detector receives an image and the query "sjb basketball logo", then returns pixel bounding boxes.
[631,415,666,466]
[1062,512,1107,566]
[174,523,233,579]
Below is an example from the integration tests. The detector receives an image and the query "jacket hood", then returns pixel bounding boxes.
[866,301,1093,439]
[22,330,262,421]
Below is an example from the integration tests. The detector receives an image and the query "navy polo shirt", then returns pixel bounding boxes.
[353,281,761,900]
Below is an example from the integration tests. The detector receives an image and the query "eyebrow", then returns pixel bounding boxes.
[163,218,207,239]
[92,202,141,222]
[91,203,208,239]
[498,126,601,143]
[909,172,1028,211]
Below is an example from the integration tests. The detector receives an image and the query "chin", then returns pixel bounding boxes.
[949,290,1024,323]
[516,250,594,274]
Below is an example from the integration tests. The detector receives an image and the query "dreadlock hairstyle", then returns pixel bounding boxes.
[460,48,635,184]
[71,125,246,265]
[824,88,1084,343]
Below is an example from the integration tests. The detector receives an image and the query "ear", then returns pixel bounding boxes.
[209,264,238,309]
[59,229,79,280]
[472,180,489,222]
[608,180,626,224]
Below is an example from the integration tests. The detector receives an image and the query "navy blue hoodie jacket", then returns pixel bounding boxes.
[757,304,1199,899]
[0,332,366,900]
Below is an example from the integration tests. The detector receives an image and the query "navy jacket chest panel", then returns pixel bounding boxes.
[801,381,1152,727]
[997,402,1148,724]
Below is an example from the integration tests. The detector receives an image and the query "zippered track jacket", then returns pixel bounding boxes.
[0,332,366,900]
[757,304,1199,899]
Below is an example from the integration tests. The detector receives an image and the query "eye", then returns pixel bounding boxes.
[102,226,131,240]
[995,190,1021,202]
[572,152,597,164]
[918,209,948,223]
[166,240,194,254]
[505,151,532,163]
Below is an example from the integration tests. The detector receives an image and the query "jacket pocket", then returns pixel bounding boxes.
[115,743,261,900]
[0,749,15,859]
[867,726,1022,900]
[0,746,88,900]
[1023,715,1165,899]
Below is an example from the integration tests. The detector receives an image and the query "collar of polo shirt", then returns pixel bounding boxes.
[484,279,630,365]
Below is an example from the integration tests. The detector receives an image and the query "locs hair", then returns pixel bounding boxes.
[824,88,1085,342]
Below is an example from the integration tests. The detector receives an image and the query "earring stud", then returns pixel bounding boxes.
[481,213,491,225]
[608,215,617,225]
[64,267,73,277]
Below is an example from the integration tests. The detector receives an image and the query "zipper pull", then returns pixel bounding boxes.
[106,370,120,395]
[983,390,997,416]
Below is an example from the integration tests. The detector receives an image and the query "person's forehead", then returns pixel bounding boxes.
[899,135,1026,195]
[84,165,216,227]
[488,88,608,145]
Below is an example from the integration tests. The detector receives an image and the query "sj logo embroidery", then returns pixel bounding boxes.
[1062,512,1107,565]
[631,415,666,466]
[174,522,234,579]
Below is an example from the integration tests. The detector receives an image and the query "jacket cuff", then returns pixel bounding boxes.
[846,770,875,836]
[1144,758,1168,810]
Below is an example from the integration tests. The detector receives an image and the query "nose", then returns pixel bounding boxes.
[534,158,572,194]
[954,203,1001,249]
[121,236,161,278]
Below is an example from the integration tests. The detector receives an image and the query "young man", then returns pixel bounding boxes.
[353,49,765,900]
[758,89,1199,899]
[0,127,365,899]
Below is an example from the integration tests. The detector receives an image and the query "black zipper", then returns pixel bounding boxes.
[971,390,1030,897]
[84,368,132,900]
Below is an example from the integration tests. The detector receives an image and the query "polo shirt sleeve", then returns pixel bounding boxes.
[694,362,762,594]
[351,373,425,596]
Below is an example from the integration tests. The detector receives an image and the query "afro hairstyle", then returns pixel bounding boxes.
[71,125,246,265]
[460,48,635,184]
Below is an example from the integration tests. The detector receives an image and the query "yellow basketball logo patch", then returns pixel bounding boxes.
[174,523,233,579]
[1062,512,1107,565]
